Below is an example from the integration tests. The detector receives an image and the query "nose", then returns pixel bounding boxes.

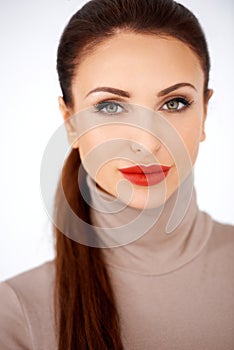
[127,107,162,154]
[129,127,162,155]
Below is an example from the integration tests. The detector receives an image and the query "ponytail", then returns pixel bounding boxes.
[53,149,124,349]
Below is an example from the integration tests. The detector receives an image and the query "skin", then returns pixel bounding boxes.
[59,32,213,209]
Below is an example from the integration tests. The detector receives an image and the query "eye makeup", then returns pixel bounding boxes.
[92,96,194,116]
[93,100,127,115]
[161,97,193,113]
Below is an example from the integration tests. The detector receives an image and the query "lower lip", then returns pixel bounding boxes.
[119,170,170,186]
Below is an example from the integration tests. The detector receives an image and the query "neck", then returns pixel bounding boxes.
[86,172,213,275]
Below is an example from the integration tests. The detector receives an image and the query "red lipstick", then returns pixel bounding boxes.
[118,164,171,186]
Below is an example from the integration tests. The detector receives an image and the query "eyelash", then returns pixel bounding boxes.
[93,97,193,115]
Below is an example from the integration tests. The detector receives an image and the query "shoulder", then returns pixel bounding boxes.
[1,259,55,312]
[3,259,55,297]
[207,217,234,257]
[211,219,234,242]
[0,259,56,350]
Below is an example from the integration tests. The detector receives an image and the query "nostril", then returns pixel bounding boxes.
[130,141,143,153]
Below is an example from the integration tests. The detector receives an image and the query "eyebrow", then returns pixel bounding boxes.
[85,83,197,99]
[85,87,130,98]
[157,83,197,97]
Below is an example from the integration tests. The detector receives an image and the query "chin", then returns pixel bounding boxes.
[117,184,175,210]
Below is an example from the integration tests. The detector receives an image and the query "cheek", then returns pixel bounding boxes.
[79,125,131,157]
[78,130,104,158]
[183,133,201,164]
[78,127,126,178]
[177,119,203,164]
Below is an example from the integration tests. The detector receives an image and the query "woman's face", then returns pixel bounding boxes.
[59,32,212,209]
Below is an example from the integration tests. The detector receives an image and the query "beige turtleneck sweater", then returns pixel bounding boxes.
[0,172,234,349]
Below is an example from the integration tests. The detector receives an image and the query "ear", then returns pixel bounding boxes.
[200,89,214,142]
[58,96,79,149]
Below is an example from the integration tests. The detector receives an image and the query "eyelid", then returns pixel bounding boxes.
[94,96,128,105]
[93,99,130,113]
[163,96,189,104]
[159,96,193,111]
[160,93,188,103]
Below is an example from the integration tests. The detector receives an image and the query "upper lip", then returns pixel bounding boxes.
[118,164,171,174]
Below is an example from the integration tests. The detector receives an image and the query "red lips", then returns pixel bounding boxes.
[118,164,171,186]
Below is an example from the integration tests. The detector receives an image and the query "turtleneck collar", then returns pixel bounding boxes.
[86,172,213,275]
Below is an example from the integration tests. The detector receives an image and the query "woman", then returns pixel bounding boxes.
[0,0,233,349]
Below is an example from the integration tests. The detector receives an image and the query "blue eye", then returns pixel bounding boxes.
[94,101,125,115]
[162,97,192,112]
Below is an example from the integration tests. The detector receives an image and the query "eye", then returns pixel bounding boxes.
[161,97,192,112]
[94,101,125,115]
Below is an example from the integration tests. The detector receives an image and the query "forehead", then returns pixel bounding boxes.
[73,32,204,96]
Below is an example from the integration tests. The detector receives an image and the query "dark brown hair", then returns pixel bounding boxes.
[54,0,211,349]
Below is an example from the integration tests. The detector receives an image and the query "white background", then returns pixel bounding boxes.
[0,0,233,281]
